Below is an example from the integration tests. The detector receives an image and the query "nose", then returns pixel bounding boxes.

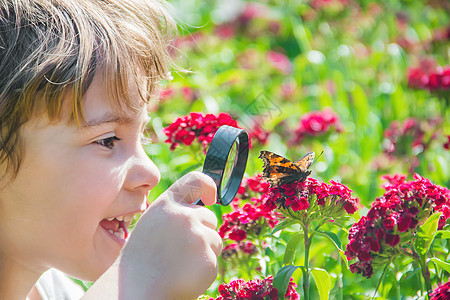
[124,145,161,196]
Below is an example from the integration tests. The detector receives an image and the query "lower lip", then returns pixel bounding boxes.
[100,226,127,247]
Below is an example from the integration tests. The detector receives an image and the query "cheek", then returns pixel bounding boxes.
[48,162,123,234]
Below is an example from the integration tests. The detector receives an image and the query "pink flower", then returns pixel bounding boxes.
[291,108,343,144]
[310,0,349,10]
[214,24,236,39]
[180,86,196,101]
[238,3,268,25]
[159,87,176,101]
[266,51,292,74]
[248,123,270,145]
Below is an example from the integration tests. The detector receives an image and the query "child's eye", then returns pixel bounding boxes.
[94,136,121,150]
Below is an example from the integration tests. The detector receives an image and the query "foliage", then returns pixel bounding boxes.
[145,0,449,298]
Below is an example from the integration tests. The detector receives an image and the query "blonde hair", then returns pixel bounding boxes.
[0,0,175,178]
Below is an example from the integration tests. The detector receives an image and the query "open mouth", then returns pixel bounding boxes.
[99,214,135,241]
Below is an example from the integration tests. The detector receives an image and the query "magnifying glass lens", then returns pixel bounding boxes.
[220,141,239,197]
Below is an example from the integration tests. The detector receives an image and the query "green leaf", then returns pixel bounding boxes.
[311,268,331,300]
[415,212,441,258]
[317,231,349,269]
[283,233,303,266]
[436,230,450,239]
[271,219,298,235]
[273,265,300,298]
[430,257,450,273]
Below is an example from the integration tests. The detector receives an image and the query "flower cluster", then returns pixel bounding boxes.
[382,118,441,158]
[291,108,343,144]
[222,241,258,260]
[237,174,270,200]
[260,177,359,218]
[219,203,280,242]
[345,174,450,278]
[429,280,450,300]
[408,65,450,91]
[210,276,299,300]
[163,112,240,151]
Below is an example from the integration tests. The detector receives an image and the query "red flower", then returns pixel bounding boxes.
[219,203,280,242]
[385,233,400,247]
[260,177,359,218]
[346,174,450,278]
[211,276,299,300]
[429,280,450,300]
[228,229,247,242]
[163,112,240,151]
[444,135,450,150]
[408,63,450,91]
[222,241,258,260]
[383,117,441,158]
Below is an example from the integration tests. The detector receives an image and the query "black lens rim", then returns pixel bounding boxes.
[201,125,249,205]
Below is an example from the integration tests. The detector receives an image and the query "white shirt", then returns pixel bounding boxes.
[34,269,85,300]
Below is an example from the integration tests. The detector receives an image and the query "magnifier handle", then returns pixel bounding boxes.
[194,199,205,206]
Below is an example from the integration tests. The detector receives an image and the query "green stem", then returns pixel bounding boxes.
[412,249,432,297]
[371,259,391,300]
[303,225,310,300]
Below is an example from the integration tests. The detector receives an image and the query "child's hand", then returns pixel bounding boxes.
[118,171,222,299]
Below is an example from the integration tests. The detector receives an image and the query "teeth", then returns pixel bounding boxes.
[107,228,125,239]
[124,215,134,222]
[106,214,135,223]
[113,228,125,239]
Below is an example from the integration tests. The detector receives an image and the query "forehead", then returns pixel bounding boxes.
[80,72,149,126]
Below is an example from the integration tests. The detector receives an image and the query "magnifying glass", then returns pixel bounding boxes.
[194,125,249,206]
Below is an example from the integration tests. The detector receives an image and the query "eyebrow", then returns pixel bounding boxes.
[83,113,151,128]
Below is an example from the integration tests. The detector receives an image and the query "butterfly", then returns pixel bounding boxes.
[258,150,315,187]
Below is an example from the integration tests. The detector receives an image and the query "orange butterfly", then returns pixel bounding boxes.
[258,150,315,187]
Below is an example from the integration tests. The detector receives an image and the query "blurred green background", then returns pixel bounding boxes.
[144,0,449,298]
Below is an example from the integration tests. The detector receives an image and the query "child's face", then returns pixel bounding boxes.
[0,74,161,281]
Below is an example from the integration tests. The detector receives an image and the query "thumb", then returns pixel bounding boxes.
[166,171,217,206]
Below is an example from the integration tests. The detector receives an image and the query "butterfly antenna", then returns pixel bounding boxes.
[311,150,324,167]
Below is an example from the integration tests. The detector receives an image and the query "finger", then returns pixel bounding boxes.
[205,227,223,257]
[195,207,218,230]
[167,171,217,205]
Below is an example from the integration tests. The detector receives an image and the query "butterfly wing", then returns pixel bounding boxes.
[294,151,315,172]
[259,151,302,186]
